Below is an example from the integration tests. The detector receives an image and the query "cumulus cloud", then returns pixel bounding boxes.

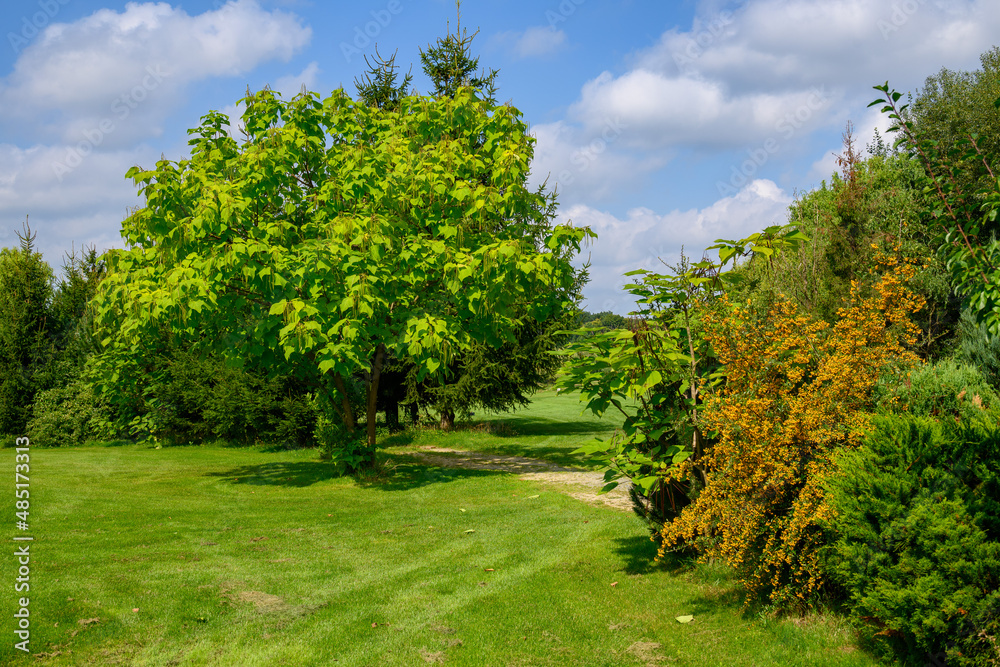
[0,0,311,146]
[530,0,1000,213]
[562,180,793,313]
[0,0,312,270]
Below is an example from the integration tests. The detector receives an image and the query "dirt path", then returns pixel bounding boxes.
[408,446,635,512]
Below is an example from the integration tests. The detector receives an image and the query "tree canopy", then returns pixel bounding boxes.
[93,85,591,463]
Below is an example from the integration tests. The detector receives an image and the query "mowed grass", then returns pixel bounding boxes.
[382,388,639,469]
[2,389,881,666]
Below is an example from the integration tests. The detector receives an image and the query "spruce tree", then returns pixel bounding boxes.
[353,47,413,112]
[418,1,498,103]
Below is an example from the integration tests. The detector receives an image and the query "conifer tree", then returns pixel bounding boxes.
[353,47,413,112]
[418,1,498,103]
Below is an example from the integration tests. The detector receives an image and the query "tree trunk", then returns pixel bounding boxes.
[407,402,419,425]
[365,343,387,451]
[439,408,455,431]
[384,394,399,432]
[332,375,356,432]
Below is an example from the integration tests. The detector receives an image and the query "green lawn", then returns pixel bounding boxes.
[2,389,882,666]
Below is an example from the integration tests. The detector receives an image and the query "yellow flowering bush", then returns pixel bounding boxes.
[658,252,925,608]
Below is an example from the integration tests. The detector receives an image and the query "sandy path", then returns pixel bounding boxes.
[408,446,635,512]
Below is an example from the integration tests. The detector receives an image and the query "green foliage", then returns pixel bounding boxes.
[556,225,808,523]
[731,136,957,359]
[823,415,1000,665]
[34,246,107,395]
[909,46,1000,205]
[314,407,370,473]
[353,47,413,111]
[957,305,1000,390]
[874,358,1000,424]
[27,377,119,447]
[872,75,1000,340]
[0,224,54,435]
[93,84,589,467]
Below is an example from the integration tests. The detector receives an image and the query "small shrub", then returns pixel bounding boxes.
[315,411,371,474]
[874,358,1000,424]
[822,415,1000,665]
[27,378,119,447]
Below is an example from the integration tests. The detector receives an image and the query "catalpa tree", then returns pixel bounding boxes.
[94,86,591,464]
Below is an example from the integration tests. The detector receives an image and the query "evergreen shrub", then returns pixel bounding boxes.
[823,414,1000,665]
[874,358,1000,425]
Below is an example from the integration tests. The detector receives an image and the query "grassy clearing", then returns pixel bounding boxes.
[2,389,881,666]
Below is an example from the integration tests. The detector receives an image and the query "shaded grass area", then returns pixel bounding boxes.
[383,387,635,470]
[1,390,881,666]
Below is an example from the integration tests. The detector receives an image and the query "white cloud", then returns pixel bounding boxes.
[496,26,567,58]
[562,180,793,313]
[0,0,312,270]
[569,69,834,150]
[0,142,156,265]
[273,61,321,99]
[0,0,311,147]
[530,0,1000,214]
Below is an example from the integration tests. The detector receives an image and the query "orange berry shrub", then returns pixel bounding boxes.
[658,251,925,608]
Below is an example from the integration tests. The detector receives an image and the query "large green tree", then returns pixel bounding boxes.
[93,86,590,463]
[354,18,584,430]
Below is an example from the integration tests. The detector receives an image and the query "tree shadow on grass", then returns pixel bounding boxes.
[612,533,680,576]
[203,453,505,491]
[472,415,620,437]
[204,461,344,488]
[356,456,504,491]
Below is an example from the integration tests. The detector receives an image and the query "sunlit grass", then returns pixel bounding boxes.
[1,389,881,666]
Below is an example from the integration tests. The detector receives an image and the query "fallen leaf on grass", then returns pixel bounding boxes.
[484,568,494,572]
[459,509,466,512]
[464,529,475,533]
[676,615,695,623]
[77,618,99,627]
[610,582,618,587]
[132,608,139,613]
[526,494,539,499]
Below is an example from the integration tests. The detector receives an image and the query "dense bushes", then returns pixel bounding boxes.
[823,415,1000,665]
[658,253,925,607]
[27,378,118,447]
[27,346,319,448]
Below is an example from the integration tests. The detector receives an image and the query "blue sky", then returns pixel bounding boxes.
[2,0,999,313]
